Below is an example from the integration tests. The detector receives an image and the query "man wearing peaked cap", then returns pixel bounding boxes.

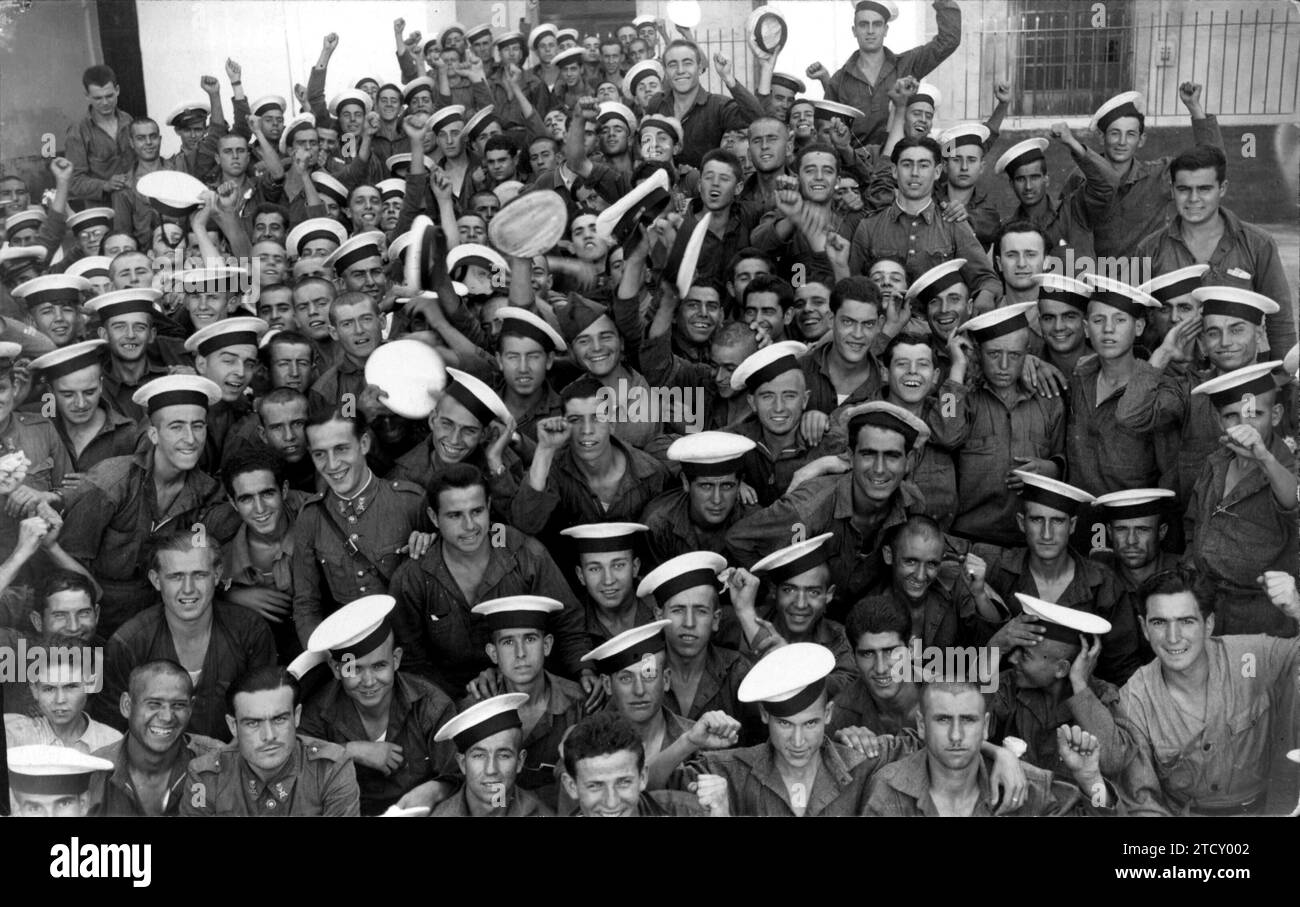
[172,266,251,334]
[985,592,1128,783]
[66,207,115,259]
[297,594,459,816]
[947,300,1067,547]
[286,217,347,261]
[560,522,656,649]
[970,471,1146,687]
[326,233,389,309]
[82,287,170,422]
[1137,262,1208,355]
[1185,361,1298,636]
[164,100,210,174]
[65,255,112,297]
[701,641,915,817]
[935,122,1001,247]
[622,60,663,110]
[1133,142,1296,359]
[907,258,971,345]
[642,432,757,565]
[457,595,585,812]
[29,338,137,473]
[809,0,961,148]
[11,274,91,348]
[1061,83,1224,262]
[184,317,269,474]
[1089,489,1183,600]
[764,72,805,122]
[638,551,763,744]
[576,620,742,802]
[1065,273,1169,498]
[429,693,552,816]
[488,306,565,444]
[6,744,115,817]
[58,375,240,636]
[723,534,857,696]
[1031,272,1093,377]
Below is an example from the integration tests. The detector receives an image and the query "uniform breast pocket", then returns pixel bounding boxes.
[1226,698,1269,773]
[1153,746,1197,796]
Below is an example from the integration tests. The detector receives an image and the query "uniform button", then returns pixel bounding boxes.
[356,570,365,577]
[359,586,368,592]
[1203,743,1211,751]
[1210,783,1219,792]
[266,799,277,809]
[348,516,356,523]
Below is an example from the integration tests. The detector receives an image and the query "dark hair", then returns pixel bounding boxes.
[258,386,309,414]
[305,398,368,441]
[129,117,159,136]
[529,134,562,154]
[222,446,285,497]
[846,595,911,645]
[793,141,839,173]
[563,711,645,777]
[726,247,773,282]
[664,38,705,65]
[830,275,881,314]
[742,273,795,312]
[920,679,985,713]
[885,513,943,552]
[147,528,222,574]
[38,569,98,612]
[1134,564,1215,619]
[560,374,606,407]
[127,659,193,702]
[262,328,312,361]
[711,320,759,351]
[882,331,938,366]
[253,203,289,225]
[425,463,488,514]
[890,136,943,165]
[1170,144,1227,185]
[226,665,300,715]
[993,219,1049,260]
[700,148,744,182]
[484,134,517,156]
[82,64,117,91]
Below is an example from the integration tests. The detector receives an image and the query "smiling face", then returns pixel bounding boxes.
[148,403,206,472]
[852,423,911,505]
[50,364,103,427]
[328,297,383,361]
[1037,299,1085,355]
[743,290,789,342]
[433,484,491,556]
[306,417,370,497]
[572,314,622,378]
[32,301,79,347]
[564,393,613,464]
[885,530,942,603]
[149,545,219,626]
[775,563,833,637]
[430,394,486,464]
[748,368,808,440]
[1009,158,1048,207]
[576,548,638,612]
[833,296,881,363]
[184,291,233,331]
[904,101,934,141]
[886,340,936,406]
[797,150,837,205]
[196,342,259,403]
[1101,115,1145,167]
[663,45,700,95]
[99,312,154,362]
[854,630,908,702]
[893,146,938,200]
[229,468,284,540]
[127,669,193,755]
[1201,313,1259,372]
[794,282,832,341]
[565,749,646,817]
[130,120,162,163]
[335,634,399,710]
[1141,591,1211,675]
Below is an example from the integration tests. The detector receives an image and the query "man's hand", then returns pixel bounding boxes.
[686,711,742,750]
[824,231,851,272]
[200,75,220,95]
[429,167,454,202]
[579,669,605,713]
[1020,354,1068,398]
[1178,81,1203,114]
[393,17,405,36]
[364,111,381,137]
[404,31,423,53]
[575,96,600,122]
[1005,455,1056,491]
[223,585,293,623]
[938,199,968,223]
[773,174,801,219]
[736,481,759,505]
[402,113,429,142]
[887,75,919,109]
[215,180,240,212]
[800,410,830,447]
[712,52,735,86]
[988,613,1047,652]
[13,515,48,556]
[835,726,883,758]
[105,173,131,192]
[1259,571,1300,621]
[962,552,988,598]
[49,157,73,184]
[947,329,974,369]
[535,416,572,451]
[4,484,46,519]
[484,415,517,472]
[1154,314,1202,366]
[691,774,730,816]
[993,79,1012,104]
[225,58,242,83]
[406,530,435,560]
[1221,423,1271,461]
[1068,633,1102,693]
[725,566,762,613]
[1057,725,1104,799]
[805,62,829,81]
[322,32,339,53]
[349,740,405,774]
[989,744,1029,814]
[1048,121,1083,154]
[246,114,264,137]
[465,666,502,702]
[289,148,314,175]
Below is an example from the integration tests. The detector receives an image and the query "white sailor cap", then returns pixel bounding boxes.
[84,287,163,322]
[1190,286,1279,325]
[278,113,317,155]
[530,23,559,48]
[442,22,467,39]
[493,180,525,206]
[745,6,786,58]
[994,137,1049,176]
[1082,273,1160,318]
[854,0,899,21]
[1013,593,1112,645]
[446,242,507,278]
[11,274,91,308]
[464,105,501,145]
[309,170,349,207]
[1032,273,1091,310]
[384,153,436,179]
[1284,344,1299,380]
[596,167,672,250]
[1139,264,1210,304]
[638,113,683,145]
[623,60,664,99]
[442,366,510,427]
[667,430,756,478]
[597,101,637,132]
[495,30,526,51]
[184,316,269,356]
[64,255,112,283]
[1016,472,1095,516]
[636,551,727,606]
[324,231,385,273]
[136,170,207,218]
[171,265,250,296]
[329,89,373,118]
[811,99,864,127]
[752,531,836,585]
[770,73,806,94]
[307,594,397,659]
[66,207,114,234]
[561,522,648,555]
[428,104,467,135]
[30,338,108,382]
[1090,91,1144,133]
[375,178,405,203]
[3,207,46,235]
[487,189,569,259]
[472,595,564,633]
[552,46,585,68]
[498,305,566,353]
[285,217,348,258]
[287,648,328,680]
[632,14,656,27]
[963,300,1037,344]
[363,338,447,419]
[582,619,672,675]
[401,77,436,105]
[737,642,836,715]
[434,692,529,752]
[676,211,712,298]
[1191,360,1286,409]
[386,231,413,265]
[938,123,991,154]
[909,81,941,109]
[730,339,807,392]
[464,23,494,44]
[7,745,113,796]
[905,258,967,304]
[0,340,21,361]
[0,245,45,273]
[1093,488,1176,521]
[555,27,579,44]
[165,100,210,128]
[131,374,221,414]
[250,95,288,116]
[841,400,931,450]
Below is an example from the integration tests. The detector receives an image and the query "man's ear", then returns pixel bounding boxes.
[226,714,238,738]
[147,569,162,593]
[560,771,579,800]
[29,610,43,635]
[120,691,133,721]
[637,764,649,793]
[327,323,340,342]
[882,545,893,565]
[1270,402,1283,428]
[1158,523,1169,542]
[1136,132,1148,150]
[392,646,403,671]
[783,307,795,327]
[543,633,554,657]
[359,431,372,455]
[915,709,926,741]
[193,353,208,376]
[1016,512,1025,534]
[455,752,467,776]
[485,642,499,666]
[97,326,109,342]
[293,703,302,728]
[601,675,612,696]
[1204,612,1215,636]
[1218,179,1227,201]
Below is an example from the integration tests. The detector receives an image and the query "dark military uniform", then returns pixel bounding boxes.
[290,473,429,645]
[101,358,170,422]
[89,733,224,817]
[640,488,754,568]
[0,409,72,568]
[180,734,361,816]
[299,672,458,816]
[53,402,140,472]
[430,784,553,817]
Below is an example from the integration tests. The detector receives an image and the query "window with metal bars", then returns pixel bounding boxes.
[1012,0,1134,118]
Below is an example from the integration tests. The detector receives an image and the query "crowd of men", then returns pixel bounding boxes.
[0,1,1297,818]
